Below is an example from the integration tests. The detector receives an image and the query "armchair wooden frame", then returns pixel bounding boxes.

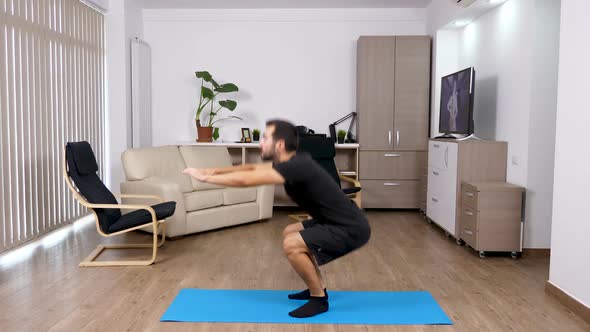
[288,173,362,223]
[63,150,167,267]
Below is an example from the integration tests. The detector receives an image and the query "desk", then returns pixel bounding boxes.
[178,142,359,206]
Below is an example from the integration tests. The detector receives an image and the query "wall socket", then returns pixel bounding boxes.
[511,155,519,166]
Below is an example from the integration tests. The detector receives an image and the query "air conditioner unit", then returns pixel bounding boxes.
[450,0,477,7]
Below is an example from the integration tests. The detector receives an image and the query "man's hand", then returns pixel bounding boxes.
[182,168,215,182]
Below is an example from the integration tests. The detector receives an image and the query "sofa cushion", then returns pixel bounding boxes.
[185,203,260,234]
[184,189,224,212]
[223,188,257,205]
[122,145,193,193]
[179,146,232,191]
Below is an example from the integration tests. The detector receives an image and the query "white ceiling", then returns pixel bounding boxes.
[138,0,433,9]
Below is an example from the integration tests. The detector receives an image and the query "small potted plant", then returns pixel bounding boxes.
[337,129,347,144]
[252,129,260,142]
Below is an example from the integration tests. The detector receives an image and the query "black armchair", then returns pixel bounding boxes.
[64,141,176,267]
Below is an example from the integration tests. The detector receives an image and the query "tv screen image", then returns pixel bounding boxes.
[439,67,474,135]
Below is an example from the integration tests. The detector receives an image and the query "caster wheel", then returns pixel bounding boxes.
[511,252,519,259]
[445,232,450,238]
[456,239,464,246]
[479,251,486,259]
[427,219,432,224]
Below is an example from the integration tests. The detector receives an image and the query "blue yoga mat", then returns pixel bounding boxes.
[161,289,453,325]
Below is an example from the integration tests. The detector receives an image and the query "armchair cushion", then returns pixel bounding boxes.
[343,187,362,195]
[108,201,176,234]
[69,141,99,175]
[66,142,121,232]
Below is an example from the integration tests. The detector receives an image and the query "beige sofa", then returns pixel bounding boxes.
[120,145,274,238]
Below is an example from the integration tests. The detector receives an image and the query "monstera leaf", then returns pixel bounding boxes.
[218,100,237,111]
[201,86,214,100]
[196,71,219,89]
[215,83,239,93]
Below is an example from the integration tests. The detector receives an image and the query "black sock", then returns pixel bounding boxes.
[288,288,328,300]
[288,295,329,318]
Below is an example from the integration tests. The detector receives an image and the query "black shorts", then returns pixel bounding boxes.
[300,219,370,266]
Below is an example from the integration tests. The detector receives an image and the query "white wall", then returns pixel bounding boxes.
[105,0,128,192]
[430,29,459,138]
[82,0,109,12]
[104,0,143,192]
[143,8,426,145]
[549,0,590,309]
[458,0,534,187]
[430,0,560,248]
[525,0,560,251]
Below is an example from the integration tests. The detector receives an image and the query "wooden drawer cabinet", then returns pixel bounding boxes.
[459,181,525,259]
[362,180,420,209]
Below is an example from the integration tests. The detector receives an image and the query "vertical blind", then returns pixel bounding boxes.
[0,0,105,253]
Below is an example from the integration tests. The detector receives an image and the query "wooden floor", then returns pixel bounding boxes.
[0,210,588,332]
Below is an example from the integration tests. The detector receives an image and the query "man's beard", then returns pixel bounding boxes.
[261,151,274,161]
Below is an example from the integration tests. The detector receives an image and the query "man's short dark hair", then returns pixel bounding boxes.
[266,119,298,152]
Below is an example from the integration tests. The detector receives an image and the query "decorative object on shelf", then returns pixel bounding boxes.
[195,71,241,142]
[329,112,357,143]
[337,129,347,144]
[241,128,252,143]
[252,128,260,142]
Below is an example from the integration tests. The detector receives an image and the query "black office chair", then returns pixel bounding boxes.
[64,141,176,267]
[288,135,362,222]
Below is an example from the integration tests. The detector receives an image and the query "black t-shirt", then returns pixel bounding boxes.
[273,152,367,229]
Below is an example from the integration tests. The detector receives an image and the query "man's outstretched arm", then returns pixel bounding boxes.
[200,162,272,176]
[183,165,284,187]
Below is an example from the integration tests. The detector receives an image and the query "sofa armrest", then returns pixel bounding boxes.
[256,184,274,220]
[120,178,187,237]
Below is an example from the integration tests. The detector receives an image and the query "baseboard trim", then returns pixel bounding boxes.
[545,281,590,324]
[522,248,551,258]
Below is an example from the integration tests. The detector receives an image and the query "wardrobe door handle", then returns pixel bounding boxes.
[464,230,473,235]
[431,197,439,202]
[388,130,392,145]
[432,171,439,176]
[465,210,474,216]
[384,183,400,186]
[465,192,474,197]
[396,130,400,146]
[384,153,400,157]
[444,147,448,167]
[433,144,440,148]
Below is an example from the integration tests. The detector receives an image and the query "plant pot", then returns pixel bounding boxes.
[253,134,260,142]
[337,137,345,144]
[196,125,213,142]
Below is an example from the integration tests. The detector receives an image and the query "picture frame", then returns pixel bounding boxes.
[241,128,252,143]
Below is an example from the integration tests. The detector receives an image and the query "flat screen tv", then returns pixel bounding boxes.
[438,67,475,138]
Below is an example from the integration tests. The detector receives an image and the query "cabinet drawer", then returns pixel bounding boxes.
[361,180,420,209]
[428,141,448,169]
[462,183,479,210]
[460,207,478,248]
[360,151,425,179]
[428,140,458,170]
[461,206,478,230]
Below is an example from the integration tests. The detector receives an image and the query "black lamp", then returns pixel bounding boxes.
[329,112,357,143]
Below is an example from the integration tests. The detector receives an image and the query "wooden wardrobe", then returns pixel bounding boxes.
[356,36,431,209]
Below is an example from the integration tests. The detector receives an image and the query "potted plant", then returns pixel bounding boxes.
[252,129,260,142]
[195,71,242,142]
[337,129,347,144]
